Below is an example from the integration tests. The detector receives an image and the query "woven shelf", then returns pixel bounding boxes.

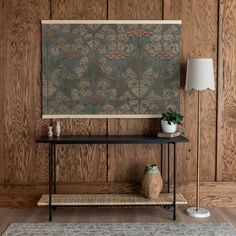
[37,193,187,206]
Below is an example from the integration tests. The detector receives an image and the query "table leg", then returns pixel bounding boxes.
[49,143,52,221]
[160,144,163,176]
[173,142,176,220]
[167,143,170,193]
[53,144,57,210]
[53,144,56,194]
[164,143,171,211]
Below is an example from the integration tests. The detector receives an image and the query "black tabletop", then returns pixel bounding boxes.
[36,135,189,144]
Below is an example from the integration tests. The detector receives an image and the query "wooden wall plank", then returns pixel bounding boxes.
[198,0,218,182]
[107,0,163,183]
[50,0,108,183]
[52,119,107,183]
[3,0,50,184]
[0,0,4,184]
[51,0,107,20]
[108,0,163,20]
[218,0,236,181]
[1,182,236,208]
[32,1,51,184]
[163,0,218,182]
[176,182,236,208]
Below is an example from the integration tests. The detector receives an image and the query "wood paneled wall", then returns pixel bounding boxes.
[2,0,51,184]
[0,0,236,205]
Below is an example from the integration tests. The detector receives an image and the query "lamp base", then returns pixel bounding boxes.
[186,207,210,218]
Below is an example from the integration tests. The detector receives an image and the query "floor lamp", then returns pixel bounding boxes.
[185,58,215,218]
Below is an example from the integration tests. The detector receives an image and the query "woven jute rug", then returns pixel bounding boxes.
[3,222,236,236]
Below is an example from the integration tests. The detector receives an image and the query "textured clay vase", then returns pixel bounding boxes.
[141,164,163,199]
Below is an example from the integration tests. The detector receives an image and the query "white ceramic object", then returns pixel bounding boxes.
[161,120,177,133]
[56,121,61,137]
[186,207,210,218]
[48,126,53,137]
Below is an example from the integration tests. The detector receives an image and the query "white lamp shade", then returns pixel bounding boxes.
[185,58,215,91]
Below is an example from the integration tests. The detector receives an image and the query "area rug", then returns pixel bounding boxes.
[3,223,236,236]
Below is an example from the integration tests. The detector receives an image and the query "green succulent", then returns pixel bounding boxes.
[161,109,184,126]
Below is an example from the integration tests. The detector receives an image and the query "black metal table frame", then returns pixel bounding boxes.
[37,136,188,221]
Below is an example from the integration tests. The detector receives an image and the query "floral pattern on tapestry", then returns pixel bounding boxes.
[42,23,181,116]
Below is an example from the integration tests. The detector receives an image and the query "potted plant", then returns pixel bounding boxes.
[161,109,183,133]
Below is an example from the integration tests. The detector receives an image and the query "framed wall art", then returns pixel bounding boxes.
[42,20,181,118]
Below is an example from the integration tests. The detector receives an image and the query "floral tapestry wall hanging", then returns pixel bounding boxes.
[42,20,181,118]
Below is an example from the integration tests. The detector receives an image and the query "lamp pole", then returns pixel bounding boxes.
[197,90,200,211]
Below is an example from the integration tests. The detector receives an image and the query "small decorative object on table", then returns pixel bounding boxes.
[55,121,61,137]
[161,109,183,133]
[141,164,163,199]
[157,131,182,138]
[48,126,53,137]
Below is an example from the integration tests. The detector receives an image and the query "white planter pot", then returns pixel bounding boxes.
[161,120,177,133]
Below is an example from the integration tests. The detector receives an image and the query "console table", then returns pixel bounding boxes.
[36,135,189,221]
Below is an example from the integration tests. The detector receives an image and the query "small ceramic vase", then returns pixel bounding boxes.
[48,126,53,138]
[55,121,61,137]
[141,164,163,199]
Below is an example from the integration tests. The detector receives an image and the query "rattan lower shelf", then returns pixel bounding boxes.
[37,193,187,206]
